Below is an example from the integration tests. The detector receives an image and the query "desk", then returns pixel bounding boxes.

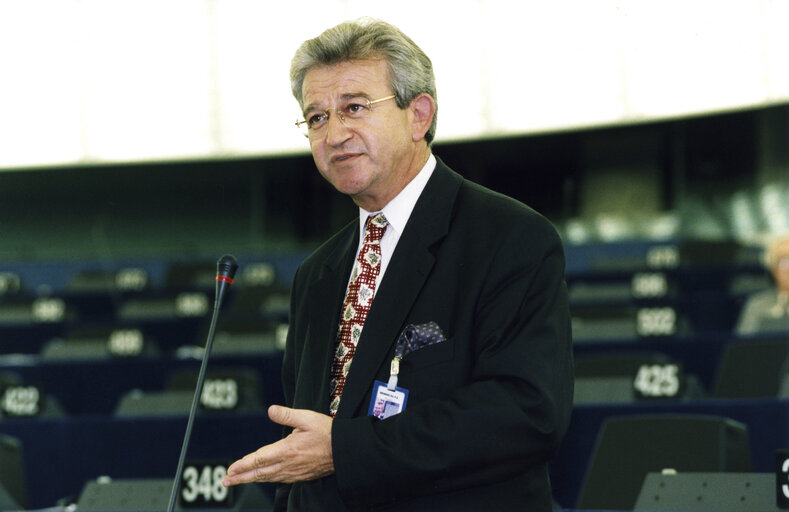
[549,398,789,509]
[0,413,280,509]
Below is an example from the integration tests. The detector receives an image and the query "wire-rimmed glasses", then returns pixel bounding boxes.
[295,94,396,139]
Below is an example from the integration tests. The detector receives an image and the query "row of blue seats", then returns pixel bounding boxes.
[0,242,781,510]
[0,353,284,417]
[0,253,307,296]
[1,391,785,509]
[0,276,767,362]
[2,333,785,421]
[0,239,766,295]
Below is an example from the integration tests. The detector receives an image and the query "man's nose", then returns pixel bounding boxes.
[324,111,352,146]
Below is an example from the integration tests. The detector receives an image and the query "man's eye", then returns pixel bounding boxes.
[345,103,367,115]
[307,113,326,127]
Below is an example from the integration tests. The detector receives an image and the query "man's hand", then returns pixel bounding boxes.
[222,405,334,486]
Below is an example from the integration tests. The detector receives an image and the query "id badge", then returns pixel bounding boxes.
[368,380,409,419]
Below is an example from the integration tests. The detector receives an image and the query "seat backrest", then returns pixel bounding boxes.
[713,338,789,398]
[0,434,27,509]
[634,472,776,511]
[0,484,20,511]
[574,351,697,403]
[780,357,789,397]
[114,390,194,417]
[167,366,264,412]
[574,351,676,378]
[576,414,753,511]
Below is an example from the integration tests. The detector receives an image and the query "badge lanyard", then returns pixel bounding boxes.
[387,337,408,390]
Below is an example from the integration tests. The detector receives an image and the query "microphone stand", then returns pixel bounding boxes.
[166,255,238,512]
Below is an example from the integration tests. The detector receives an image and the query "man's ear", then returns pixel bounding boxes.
[409,93,436,142]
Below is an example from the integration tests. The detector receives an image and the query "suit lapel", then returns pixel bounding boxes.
[303,222,359,414]
[336,160,463,417]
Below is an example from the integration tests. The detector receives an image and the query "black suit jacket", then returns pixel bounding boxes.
[275,158,573,511]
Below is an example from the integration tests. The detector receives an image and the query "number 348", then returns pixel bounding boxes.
[181,465,229,504]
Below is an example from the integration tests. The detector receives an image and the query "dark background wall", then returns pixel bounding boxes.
[0,103,784,264]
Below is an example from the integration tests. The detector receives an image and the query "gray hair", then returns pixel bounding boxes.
[290,18,438,144]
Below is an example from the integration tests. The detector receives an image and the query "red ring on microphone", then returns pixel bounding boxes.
[216,276,234,284]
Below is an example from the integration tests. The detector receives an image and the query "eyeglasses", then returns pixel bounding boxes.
[295,94,396,139]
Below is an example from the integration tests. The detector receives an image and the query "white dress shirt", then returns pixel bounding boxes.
[353,154,437,291]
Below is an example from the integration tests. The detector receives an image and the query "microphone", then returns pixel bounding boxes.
[215,254,239,306]
[167,254,239,512]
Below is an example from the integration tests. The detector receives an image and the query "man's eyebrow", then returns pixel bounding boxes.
[303,92,373,115]
[302,102,319,116]
[342,92,373,101]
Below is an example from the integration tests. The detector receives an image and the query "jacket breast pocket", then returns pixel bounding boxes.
[401,337,455,371]
[398,338,464,400]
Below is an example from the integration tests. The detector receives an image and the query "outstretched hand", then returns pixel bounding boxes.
[222,405,334,486]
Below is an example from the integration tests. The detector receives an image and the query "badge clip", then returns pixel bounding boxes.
[387,355,401,390]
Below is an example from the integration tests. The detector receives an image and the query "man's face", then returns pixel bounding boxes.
[771,239,789,292]
[301,59,418,211]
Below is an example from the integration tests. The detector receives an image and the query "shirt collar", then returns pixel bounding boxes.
[358,153,437,240]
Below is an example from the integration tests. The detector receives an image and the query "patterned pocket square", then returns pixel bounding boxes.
[397,321,446,357]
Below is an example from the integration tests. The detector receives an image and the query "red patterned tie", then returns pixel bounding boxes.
[329,213,388,416]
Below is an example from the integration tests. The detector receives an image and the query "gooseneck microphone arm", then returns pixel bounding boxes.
[167,254,239,512]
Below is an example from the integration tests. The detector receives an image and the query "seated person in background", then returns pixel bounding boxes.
[736,234,789,336]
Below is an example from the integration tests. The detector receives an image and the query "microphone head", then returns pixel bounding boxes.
[214,255,239,307]
[216,254,239,281]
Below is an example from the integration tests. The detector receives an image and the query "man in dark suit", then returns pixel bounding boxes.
[223,18,573,511]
